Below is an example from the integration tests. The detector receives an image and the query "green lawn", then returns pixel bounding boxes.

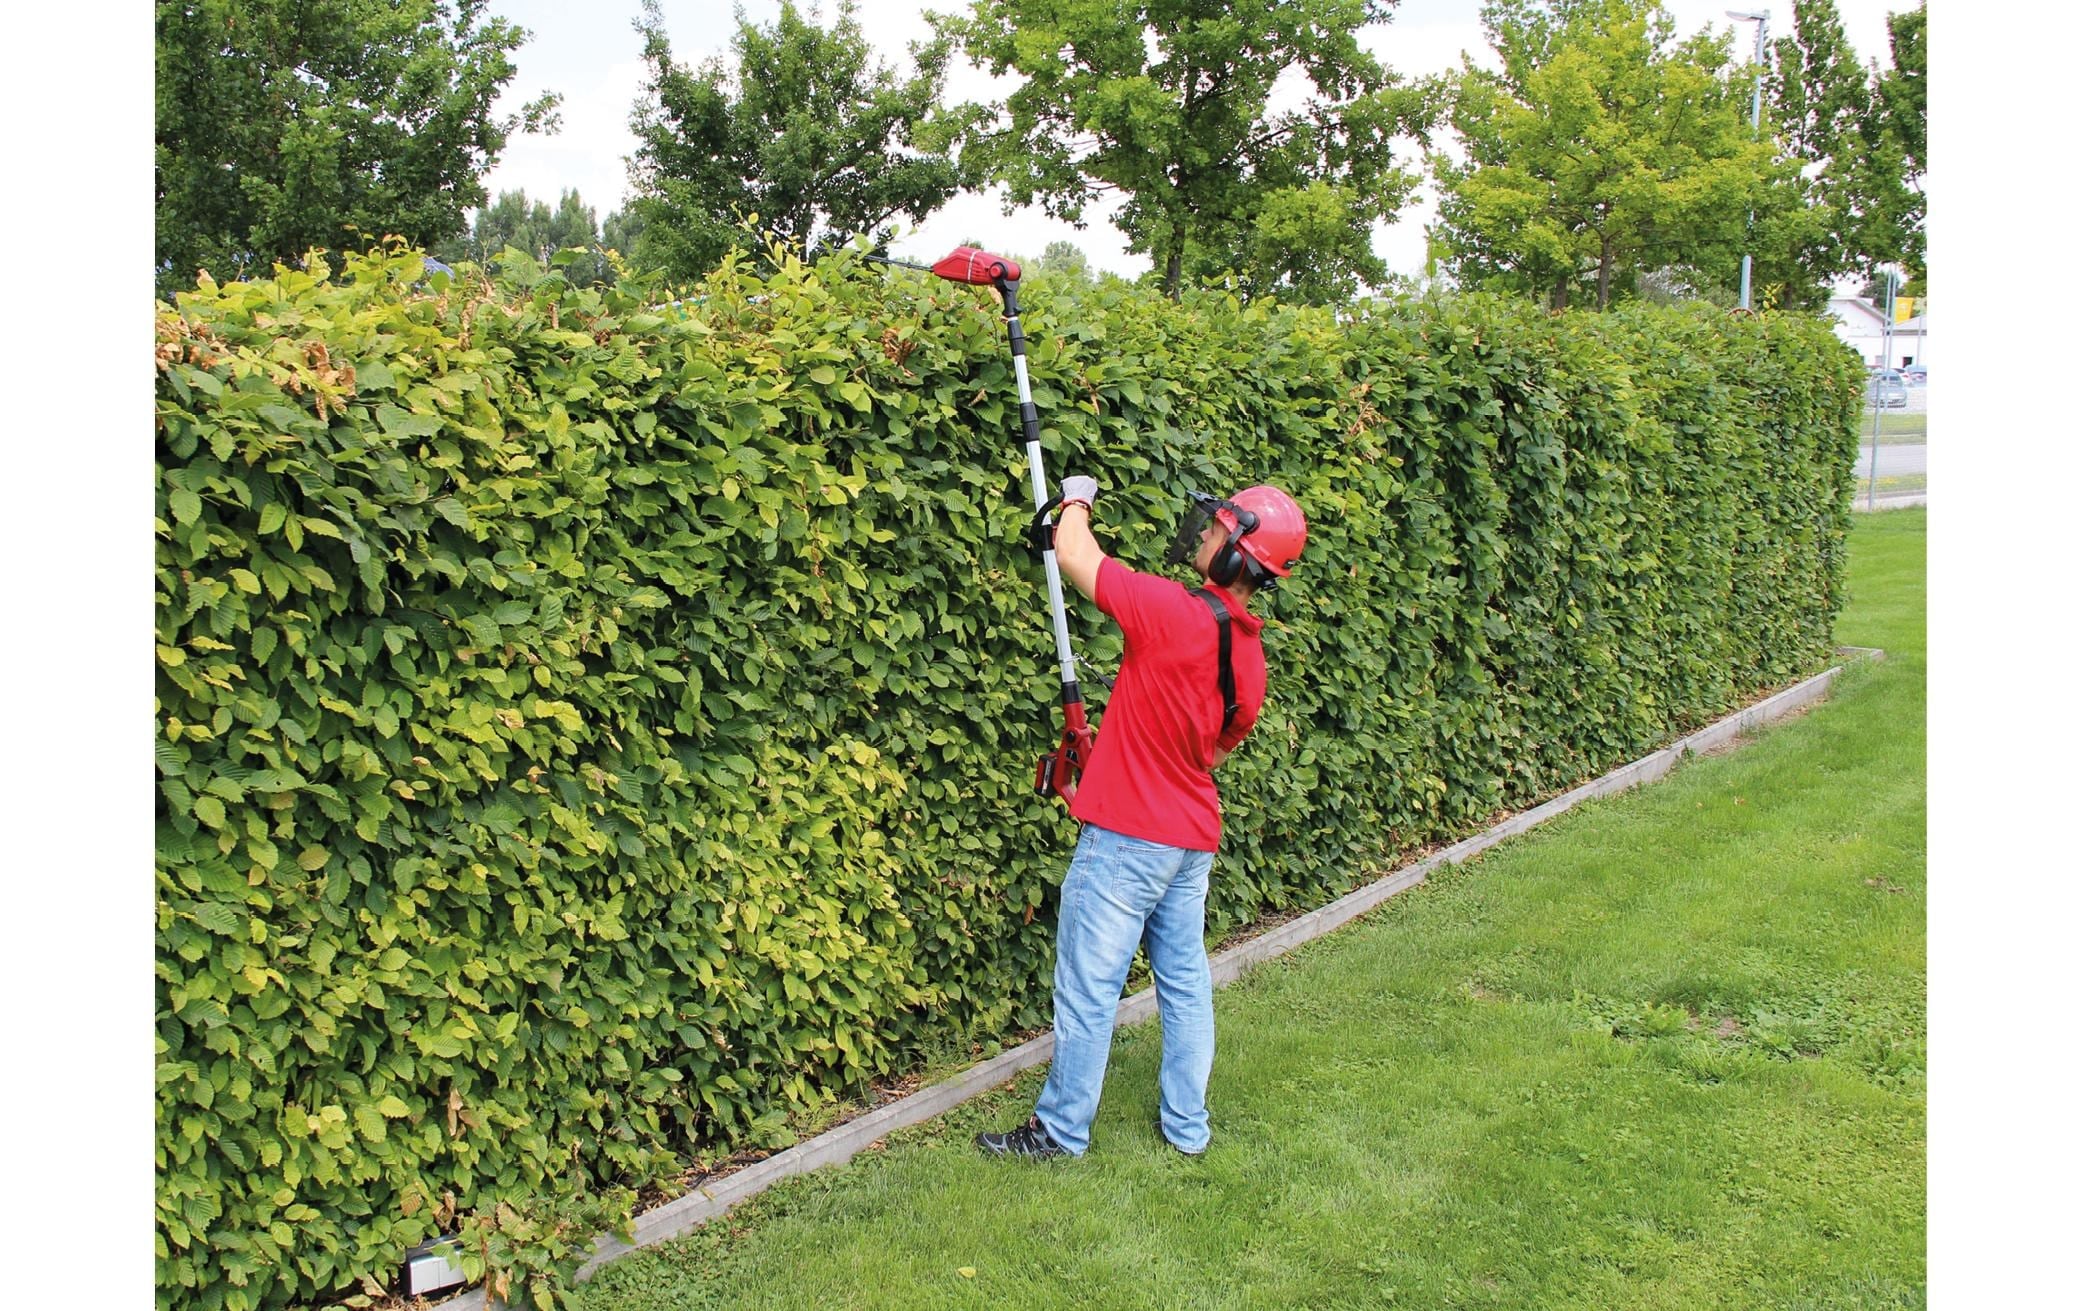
[1857,411,1927,445]
[578,511,1928,1311]
[1856,473,1927,497]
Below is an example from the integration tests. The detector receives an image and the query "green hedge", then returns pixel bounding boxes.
[154,246,1862,1308]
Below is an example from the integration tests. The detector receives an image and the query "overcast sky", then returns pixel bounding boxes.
[475,0,1915,285]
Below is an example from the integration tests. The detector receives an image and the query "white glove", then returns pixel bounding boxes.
[1060,475,1098,507]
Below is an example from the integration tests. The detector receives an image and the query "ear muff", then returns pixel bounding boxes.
[1207,506,1259,586]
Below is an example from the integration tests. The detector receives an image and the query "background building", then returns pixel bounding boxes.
[1827,295,1928,370]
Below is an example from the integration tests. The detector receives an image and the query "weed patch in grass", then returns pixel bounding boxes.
[1857,473,1928,495]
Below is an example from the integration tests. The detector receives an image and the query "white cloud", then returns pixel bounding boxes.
[479,57,650,217]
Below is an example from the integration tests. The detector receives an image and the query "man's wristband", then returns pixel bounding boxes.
[1059,498,1092,513]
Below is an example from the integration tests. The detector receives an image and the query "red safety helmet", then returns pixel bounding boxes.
[1217,484,1307,581]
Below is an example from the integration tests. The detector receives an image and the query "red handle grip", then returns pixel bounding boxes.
[1035,721,1097,806]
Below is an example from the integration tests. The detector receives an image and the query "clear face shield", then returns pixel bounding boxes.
[1162,490,1260,570]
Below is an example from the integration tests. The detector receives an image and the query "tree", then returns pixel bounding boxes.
[1750,0,1869,305]
[938,0,1433,302]
[602,206,648,271]
[1037,240,1095,283]
[546,190,599,254]
[539,189,612,282]
[1192,178,1399,304]
[453,190,549,264]
[1635,264,1737,308]
[625,0,972,282]
[1432,0,1778,310]
[437,187,615,281]
[155,0,559,295]
[1858,267,1904,303]
[1752,0,1923,303]
[1867,2,1924,278]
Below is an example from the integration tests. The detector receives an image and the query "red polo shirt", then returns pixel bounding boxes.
[1069,557,1267,851]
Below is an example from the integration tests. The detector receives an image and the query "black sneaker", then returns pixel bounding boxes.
[975,1116,1071,1160]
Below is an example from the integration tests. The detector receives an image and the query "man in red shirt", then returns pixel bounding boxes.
[977,477,1307,1159]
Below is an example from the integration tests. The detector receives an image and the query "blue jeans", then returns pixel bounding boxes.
[1033,824,1217,1155]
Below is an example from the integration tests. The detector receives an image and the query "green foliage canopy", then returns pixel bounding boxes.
[1754,0,1872,305]
[154,0,559,295]
[1434,0,1779,310]
[1755,0,1925,301]
[937,0,1434,302]
[1869,2,1925,277]
[625,0,971,280]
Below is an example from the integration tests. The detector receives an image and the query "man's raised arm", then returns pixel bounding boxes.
[1053,474,1104,602]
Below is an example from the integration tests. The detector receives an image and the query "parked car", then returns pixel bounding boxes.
[1902,364,1928,385]
[1866,368,1909,408]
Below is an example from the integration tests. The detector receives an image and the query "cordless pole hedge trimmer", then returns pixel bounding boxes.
[871,247,1096,805]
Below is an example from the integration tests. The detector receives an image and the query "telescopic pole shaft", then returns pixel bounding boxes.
[998,282,1082,703]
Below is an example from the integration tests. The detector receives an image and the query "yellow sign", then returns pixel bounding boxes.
[1893,295,1918,323]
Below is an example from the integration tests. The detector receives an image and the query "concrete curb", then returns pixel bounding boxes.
[432,649,1880,1307]
[1854,493,1926,511]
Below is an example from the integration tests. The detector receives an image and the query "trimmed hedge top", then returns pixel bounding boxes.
[155,246,1862,1309]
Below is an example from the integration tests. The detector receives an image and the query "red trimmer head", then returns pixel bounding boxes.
[931,247,1021,286]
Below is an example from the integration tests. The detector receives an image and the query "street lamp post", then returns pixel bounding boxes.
[1869,271,1896,510]
[1728,9,1769,310]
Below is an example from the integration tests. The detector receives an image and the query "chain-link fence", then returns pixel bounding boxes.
[1853,376,1927,509]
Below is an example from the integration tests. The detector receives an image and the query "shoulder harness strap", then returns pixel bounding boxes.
[1190,587,1239,735]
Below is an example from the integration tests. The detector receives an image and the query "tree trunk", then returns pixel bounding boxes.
[1549,277,1569,311]
[1163,235,1184,301]
[1596,237,1613,310]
